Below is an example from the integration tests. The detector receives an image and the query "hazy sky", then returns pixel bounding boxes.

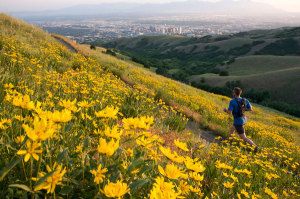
[1,0,300,13]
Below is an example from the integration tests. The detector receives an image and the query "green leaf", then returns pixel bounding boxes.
[35,170,56,187]
[134,158,144,168]
[75,131,83,140]
[57,149,67,164]
[64,124,72,132]
[70,178,81,186]
[129,179,149,191]
[83,137,89,149]
[0,157,22,181]
[9,184,32,193]
[59,186,72,195]
[139,165,151,174]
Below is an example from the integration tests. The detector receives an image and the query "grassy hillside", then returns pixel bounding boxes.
[63,38,300,143]
[219,55,300,76]
[99,28,300,116]
[190,56,300,104]
[1,14,300,199]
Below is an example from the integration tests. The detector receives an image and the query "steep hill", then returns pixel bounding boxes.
[0,14,300,198]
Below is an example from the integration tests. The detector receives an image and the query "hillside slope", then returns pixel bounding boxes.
[0,14,300,198]
[101,27,300,116]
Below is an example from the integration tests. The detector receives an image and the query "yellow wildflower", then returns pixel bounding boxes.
[78,100,94,108]
[17,141,42,162]
[174,139,189,152]
[22,116,56,141]
[184,157,205,173]
[136,136,154,149]
[32,163,66,194]
[241,189,250,198]
[50,109,72,123]
[215,160,233,170]
[97,138,119,156]
[104,125,123,140]
[158,164,187,179]
[95,106,119,119]
[178,180,190,195]
[90,164,108,184]
[101,180,129,198]
[12,94,35,110]
[189,172,204,181]
[223,181,234,189]
[265,187,278,199]
[149,177,181,199]
[159,146,185,163]
[15,135,25,144]
[148,150,162,162]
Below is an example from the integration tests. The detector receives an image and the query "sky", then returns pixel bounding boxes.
[1,0,300,13]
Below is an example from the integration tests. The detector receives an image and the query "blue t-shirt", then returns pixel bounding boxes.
[228,97,252,125]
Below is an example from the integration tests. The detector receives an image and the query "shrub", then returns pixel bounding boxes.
[228,44,252,56]
[219,70,229,76]
[106,49,116,56]
[90,44,96,50]
[255,38,300,55]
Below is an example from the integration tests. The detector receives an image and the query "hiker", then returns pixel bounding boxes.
[223,87,258,150]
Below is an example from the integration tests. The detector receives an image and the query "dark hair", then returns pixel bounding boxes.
[233,87,242,96]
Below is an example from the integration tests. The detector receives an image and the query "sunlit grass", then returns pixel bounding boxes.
[0,14,299,198]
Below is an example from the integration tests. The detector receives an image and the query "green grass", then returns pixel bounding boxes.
[220,55,300,76]
[54,26,300,144]
[189,67,300,104]
[82,43,300,144]
[1,14,300,199]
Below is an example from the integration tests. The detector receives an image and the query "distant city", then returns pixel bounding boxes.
[36,16,293,43]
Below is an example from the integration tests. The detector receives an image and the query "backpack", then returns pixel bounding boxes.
[236,98,246,117]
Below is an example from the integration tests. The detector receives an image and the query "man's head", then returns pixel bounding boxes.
[233,87,242,98]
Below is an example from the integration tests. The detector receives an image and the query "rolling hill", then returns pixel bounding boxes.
[101,27,300,116]
[0,14,300,198]
[190,55,300,103]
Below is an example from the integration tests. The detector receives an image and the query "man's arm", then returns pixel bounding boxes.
[246,107,253,111]
[224,108,232,114]
[245,99,253,111]
[224,101,233,114]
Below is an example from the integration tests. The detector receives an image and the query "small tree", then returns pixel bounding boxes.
[219,70,229,76]
[106,49,116,56]
[201,77,206,83]
[90,44,96,50]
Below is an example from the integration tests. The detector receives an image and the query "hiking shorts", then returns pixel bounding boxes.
[234,124,245,135]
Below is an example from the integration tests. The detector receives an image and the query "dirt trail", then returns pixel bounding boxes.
[55,37,78,53]
[187,120,219,143]
[54,37,219,143]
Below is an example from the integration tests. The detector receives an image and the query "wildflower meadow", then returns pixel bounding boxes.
[0,14,299,199]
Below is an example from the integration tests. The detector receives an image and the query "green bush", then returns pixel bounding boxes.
[228,44,252,56]
[255,38,300,55]
[219,70,229,76]
[106,49,116,56]
[90,44,96,50]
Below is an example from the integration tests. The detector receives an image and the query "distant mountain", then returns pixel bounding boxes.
[14,0,286,19]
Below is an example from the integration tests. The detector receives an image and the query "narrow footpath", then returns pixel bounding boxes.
[54,37,219,144]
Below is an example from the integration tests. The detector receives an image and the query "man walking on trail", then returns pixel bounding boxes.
[223,87,258,150]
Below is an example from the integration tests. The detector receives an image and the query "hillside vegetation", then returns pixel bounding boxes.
[0,14,300,199]
[100,28,300,116]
